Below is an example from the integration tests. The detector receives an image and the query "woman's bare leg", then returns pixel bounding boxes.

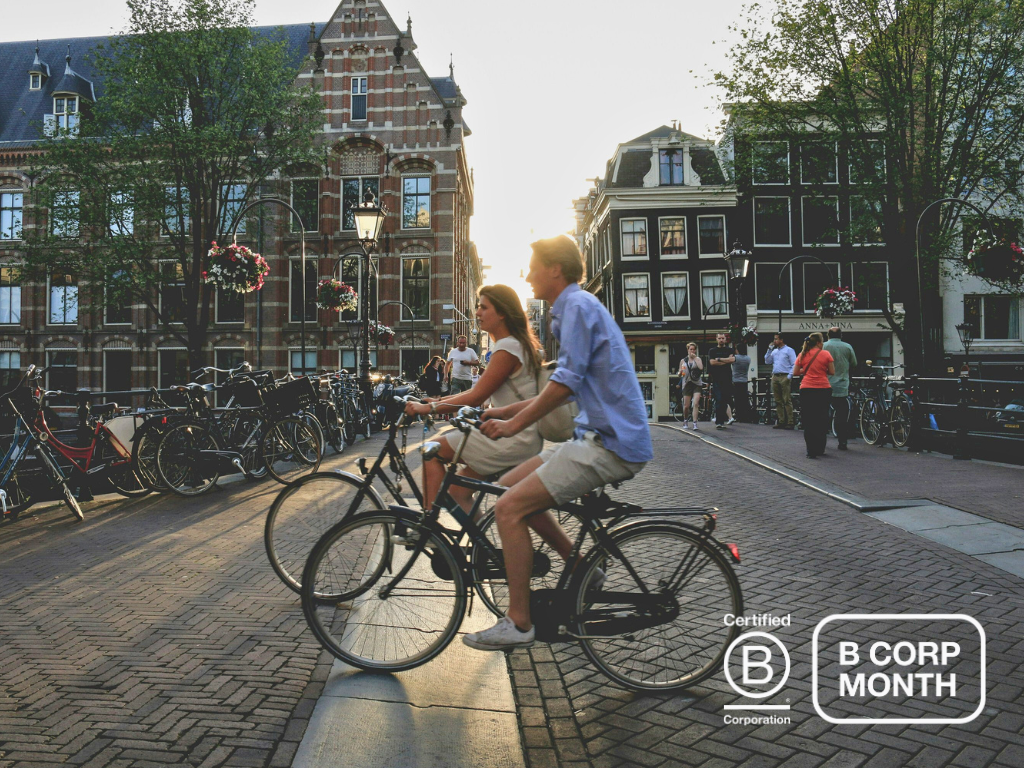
[422,440,456,509]
[691,392,701,423]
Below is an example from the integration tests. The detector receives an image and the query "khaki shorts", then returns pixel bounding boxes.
[535,432,647,505]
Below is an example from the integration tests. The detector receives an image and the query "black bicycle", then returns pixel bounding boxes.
[299,406,744,692]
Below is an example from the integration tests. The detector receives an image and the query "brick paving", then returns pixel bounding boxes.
[0,434,397,768]
[510,428,1024,768]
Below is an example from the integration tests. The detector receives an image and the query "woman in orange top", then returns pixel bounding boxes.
[793,332,835,458]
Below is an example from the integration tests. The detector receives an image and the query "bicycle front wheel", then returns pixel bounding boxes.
[262,416,323,485]
[573,522,742,692]
[35,444,84,521]
[265,472,387,593]
[301,511,466,672]
[889,394,913,448]
[157,422,221,497]
[860,397,885,445]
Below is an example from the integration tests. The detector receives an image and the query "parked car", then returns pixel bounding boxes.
[994,399,1024,432]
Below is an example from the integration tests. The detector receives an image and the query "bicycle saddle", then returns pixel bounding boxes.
[92,402,119,417]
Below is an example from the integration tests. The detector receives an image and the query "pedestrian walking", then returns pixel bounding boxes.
[707,333,735,429]
[731,343,753,423]
[793,332,835,458]
[445,335,479,395]
[765,332,797,428]
[418,356,445,397]
[678,342,704,430]
[823,327,858,450]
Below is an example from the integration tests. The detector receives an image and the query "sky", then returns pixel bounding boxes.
[2,0,749,303]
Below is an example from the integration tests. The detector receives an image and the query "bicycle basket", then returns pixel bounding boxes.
[225,378,264,408]
[263,377,317,417]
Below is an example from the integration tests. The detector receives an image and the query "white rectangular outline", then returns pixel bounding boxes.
[812,613,986,724]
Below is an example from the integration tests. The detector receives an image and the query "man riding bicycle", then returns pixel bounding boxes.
[470,235,653,651]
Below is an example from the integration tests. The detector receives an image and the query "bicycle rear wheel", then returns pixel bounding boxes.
[301,510,466,672]
[98,436,149,498]
[860,397,885,444]
[131,418,173,492]
[157,422,221,497]
[889,394,913,448]
[572,522,742,691]
[265,472,386,593]
[262,416,323,484]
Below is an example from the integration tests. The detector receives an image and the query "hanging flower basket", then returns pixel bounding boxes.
[315,278,358,312]
[814,287,857,318]
[371,322,395,347]
[965,232,1024,285]
[203,242,269,293]
[730,325,759,346]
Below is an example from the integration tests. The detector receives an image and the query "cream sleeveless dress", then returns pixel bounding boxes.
[441,336,543,476]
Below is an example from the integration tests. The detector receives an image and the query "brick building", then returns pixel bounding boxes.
[0,0,480,394]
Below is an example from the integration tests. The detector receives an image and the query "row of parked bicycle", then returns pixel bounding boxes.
[0,361,413,522]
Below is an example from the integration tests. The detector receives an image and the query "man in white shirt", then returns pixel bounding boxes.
[446,336,479,395]
[764,332,797,429]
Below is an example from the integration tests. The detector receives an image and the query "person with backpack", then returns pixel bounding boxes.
[793,332,836,458]
[678,342,704,430]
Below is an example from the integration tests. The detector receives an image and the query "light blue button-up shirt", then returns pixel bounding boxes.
[548,283,653,464]
[765,344,797,377]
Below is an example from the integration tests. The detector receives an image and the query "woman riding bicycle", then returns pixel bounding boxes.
[404,284,545,514]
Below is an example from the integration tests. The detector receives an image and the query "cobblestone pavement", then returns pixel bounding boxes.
[0,433,401,768]
[679,421,1024,528]
[510,426,1024,768]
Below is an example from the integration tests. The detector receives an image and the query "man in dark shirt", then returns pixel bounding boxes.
[707,333,735,429]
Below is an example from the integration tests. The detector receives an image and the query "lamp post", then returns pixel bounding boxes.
[724,241,751,329]
[953,321,975,460]
[351,192,388,399]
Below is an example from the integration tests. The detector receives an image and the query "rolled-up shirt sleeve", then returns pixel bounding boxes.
[549,302,591,396]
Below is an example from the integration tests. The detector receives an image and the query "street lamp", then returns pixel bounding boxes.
[953,321,975,460]
[351,192,387,396]
[955,321,975,376]
[724,241,751,329]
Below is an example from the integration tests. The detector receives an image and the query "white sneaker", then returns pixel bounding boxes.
[589,567,607,592]
[463,615,535,651]
[692,423,700,431]
[681,422,690,430]
[727,417,736,425]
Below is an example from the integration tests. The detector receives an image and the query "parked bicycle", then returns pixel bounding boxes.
[859,363,917,448]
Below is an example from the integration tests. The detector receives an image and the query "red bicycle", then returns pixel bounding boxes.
[26,369,149,498]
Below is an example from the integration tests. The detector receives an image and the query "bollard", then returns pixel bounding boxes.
[953,368,971,461]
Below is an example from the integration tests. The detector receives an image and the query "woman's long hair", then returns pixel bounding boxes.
[799,332,824,358]
[422,355,443,374]
[478,284,542,374]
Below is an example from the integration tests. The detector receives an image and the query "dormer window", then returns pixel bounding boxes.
[55,97,78,129]
[30,73,41,90]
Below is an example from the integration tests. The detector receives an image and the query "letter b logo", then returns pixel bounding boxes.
[725,632,791,699]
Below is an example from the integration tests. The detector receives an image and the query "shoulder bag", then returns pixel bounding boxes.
[506,361,579,442]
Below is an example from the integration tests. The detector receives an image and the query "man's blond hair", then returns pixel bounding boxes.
[531,235,584,284]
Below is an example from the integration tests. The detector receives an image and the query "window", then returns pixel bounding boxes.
[290,350,317,376]
[964,295,1021,340]
[622,274,650,320]
[849,140,886,184]
[351,77,368,121]
[700,271,728,318]
[1,192,22,240]
[751,141,789,184]
[53,96,79,131]
[800,142,838,184]
[0,351,20,390]
[802,197,840,246]
[851,262,889,311]
[291,179,319,233]
[850,197,884,244]
[49,269,78,324]
[754,262,793,312]
[659,149,684,185]
[104,350,132,394]
[753,197,791,246]
[661,273,689,319]
[620,219,648,259]
[659,218,686,257]
[30,73,41,90]
[401,255,430,320]
[159,349,189,389]
[401,349,429,380]
[290,260,317,323]
[105,270,132,324]
[219,184,246,235]
[108,190,133,237]
[164,186,191,236]
[341,349,377,370]
[51,191,80,238]
[342,177,380,230]
[697,215,726,256]
[46,350,77,392]
[633,344,655,374]
[160,262,186,323]
[802,262,840,312]
[216,288,244,324]
[0,267,21,324]
[402,176,431,229]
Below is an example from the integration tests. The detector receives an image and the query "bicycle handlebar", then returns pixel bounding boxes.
[451,406,485,433]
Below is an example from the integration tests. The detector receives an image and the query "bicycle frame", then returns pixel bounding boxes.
[33,409,130,475]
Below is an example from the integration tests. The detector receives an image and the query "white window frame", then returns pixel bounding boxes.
[801,196,841,247]
[400,252,431,321]
[340,348,377,371]
[1,191,23,241]
[45,348,78,392]
[50,190,80,238]
[220,183,247,235]
[30,73,41,90]
[850,262,890,313]
[661,272,690,320]
[103,348,133,393]
[162,186,190,237]
[658,216,687,259]
[157,347,189,390]
[849,139,887,185]
[341,176,380,231]
[0,265,22,325]
[620,218,648,261]
[696,214,727,258]
[53,95,79,132]
[802,261,841,313]
[290,178,320,233]
[401,175,431,230]
[699,270,729,319]
[47,270,78,326]
[289,258,318,324]
[0,350,22,388]
[622,272,651,322]
[965,295,1023,341]
[215,287,245,325]
[108,190,134,237]
[754,262,795,313]
[351,76,368,121]
[850,196,885,246]
[752,141,789,185]
[800,141,839,185]
[753,196,792,247]
[104,270,132,326]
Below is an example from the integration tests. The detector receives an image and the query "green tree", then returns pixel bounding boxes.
[25,0,322,374]
[715,0,1024,370]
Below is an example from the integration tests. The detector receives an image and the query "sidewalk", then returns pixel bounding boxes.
[672,420,1024,529]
